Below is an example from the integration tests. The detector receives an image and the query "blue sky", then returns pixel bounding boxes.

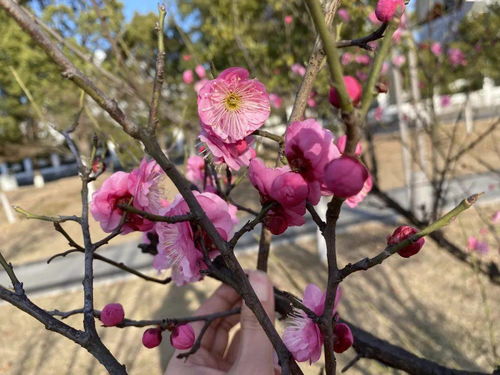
[122,0,158,20]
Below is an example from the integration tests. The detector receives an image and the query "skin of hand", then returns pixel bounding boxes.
[165,271,278,375]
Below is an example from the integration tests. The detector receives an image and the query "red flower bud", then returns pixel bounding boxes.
[334,323,354,353]
[387,225,425,258]
[142,328,163,349]
[100,303,125,326]
[170,324,195,350]
[323,156,369,198]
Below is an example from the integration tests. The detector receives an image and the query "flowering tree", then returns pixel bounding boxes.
[0,1,494,374]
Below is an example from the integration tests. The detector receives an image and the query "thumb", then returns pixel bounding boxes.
[231,271,275,375]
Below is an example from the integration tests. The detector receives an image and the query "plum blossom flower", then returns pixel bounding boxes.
[307,91,317,108]
[182,70,194,84]
[346,175,373,208]
[440,95,451,107]
[198,67,270,143]
[170,324,195,350]
[338,9,350,22]
[355,54,371,65]
[431,42,442,56]
[248,159,306,235]
[128,158,168,216]
[375,0,405,22]
[285,119,341,204]
[448,48,467,66]
[100,303,125,326]
[368,11,382,25]
[284,15,293,24]
[154,192,238,285]
[492,211,500,224]
[194,79,209,94]
[91,170,157,234]
[143,328,162,348]
[328,76,362,108]
[269,93,283,109]
[324,156,369,198]
[392,54,406,67]
[341,52,353,65]
[199,130,255,171]
[283,284,349,363]
[291,63,306,76]
[185,155,216,193]
[381,62,390,74]
[467,236,490,255]
[195,64,206,79]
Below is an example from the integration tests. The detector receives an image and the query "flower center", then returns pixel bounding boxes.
[224,92,242,111]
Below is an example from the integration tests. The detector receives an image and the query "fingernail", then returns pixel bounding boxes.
[250,271,270,302]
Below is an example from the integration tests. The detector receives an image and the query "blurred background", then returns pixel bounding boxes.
[0,0,498,374]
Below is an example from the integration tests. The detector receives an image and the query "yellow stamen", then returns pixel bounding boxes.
[224,92,242,111]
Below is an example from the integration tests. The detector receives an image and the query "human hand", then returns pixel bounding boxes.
[165,271,278,375]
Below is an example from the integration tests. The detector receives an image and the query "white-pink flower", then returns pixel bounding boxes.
[269,93,283,109]
[467,236,490,255]
[128,158,167,215]
[431,42,442,56]
[492,211,500,224]
[195,64,206,79]
[291,63,306,77]
[198,67,270,143]
[182,70,194,84]
[154,192,238,285]
[185,155,216,193]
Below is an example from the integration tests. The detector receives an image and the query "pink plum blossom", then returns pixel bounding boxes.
[291,63,306,76]
[283,284,347,363]
[128,158,168,216]
[100,303,125,326]
[170,324,195,350]
[248,158,306,235]
[467,236,490,255]
[375,0,405,22]
[338,9,350,22]
[271,172,309,207]
[392,54,406,67]
[355,54,371,65]
[182,55,192,61]
[341,52,353,65]
[387,226,425,258]
[91,171,152,234]
[198,67,270,143]
[431,42,442,56]
[186,155,216,193]
[199,130,255,171]
[355,71,368,82]
[346,175,373,208]
[368,11,382,25]
[492,211,500,224]
[440,95,451,107]
[392,27,403,43]
[307,91,317,108]
[182,70,194,84]
[335,135,362,156]
[143,328,162,348]
[285,119,341,204]
[154,192,238,285]
[269,93,283,109]
[448,48,467,66]
[381,62,390,74]
[328,76,362,108]
[195,64,206,79]
[194,79,209,94]
[284,15,293,24]
[323,156,369,198]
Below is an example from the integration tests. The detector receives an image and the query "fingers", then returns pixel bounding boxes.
[230,271,275,375]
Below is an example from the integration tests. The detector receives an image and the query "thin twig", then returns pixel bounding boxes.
[228,202,277,249]
[307,203,326,233]
[336,23,388,50]
[117,204,194,223]
[14,206,80,223]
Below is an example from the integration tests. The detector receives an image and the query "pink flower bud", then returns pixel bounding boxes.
[271,172,309,207]
[170,324,195,350]
[387,225,425,258]
[375,0,405,22]
[142,328,163,349]
[284,15,293,24]
[182,70,194,84]
[100,303,125,326]
[337,9,350,22]
[195,64,206,79]
[323,156,369,198]
[333,323,354,353]
[328,76,362,108]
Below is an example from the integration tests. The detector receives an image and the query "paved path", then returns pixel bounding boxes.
[1,171,498,299]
